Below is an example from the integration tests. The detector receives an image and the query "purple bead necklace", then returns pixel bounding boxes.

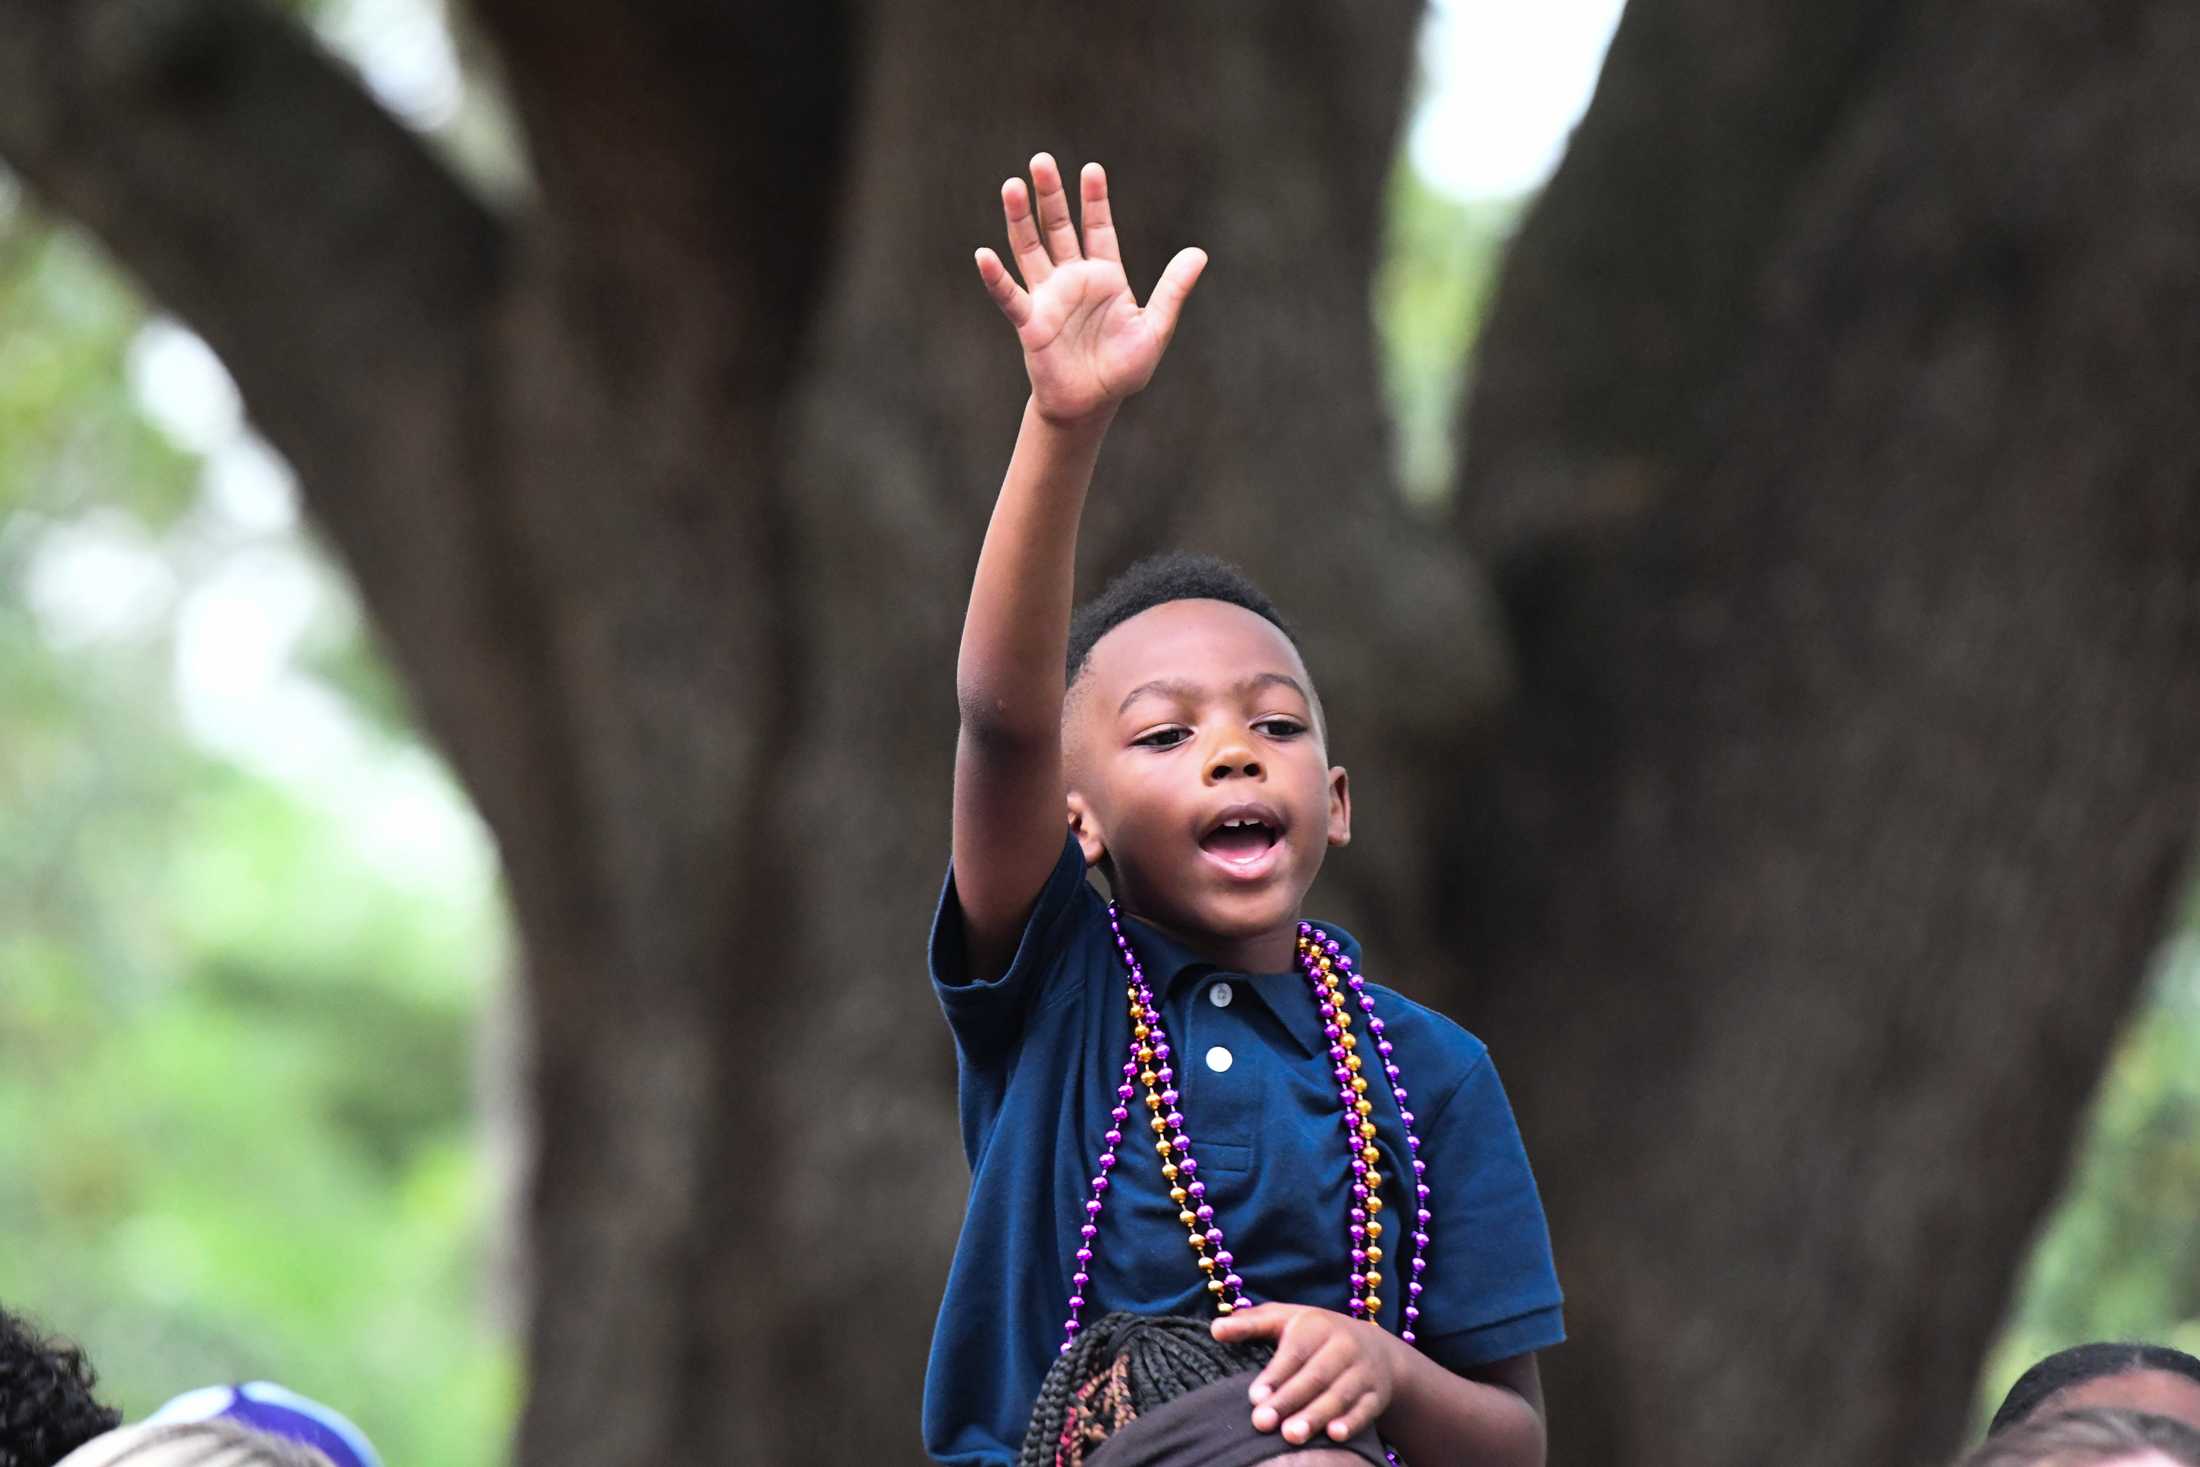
[1299,925,1434,1343]
[1062,905,1249,1359]
[1062,908,1431,1463]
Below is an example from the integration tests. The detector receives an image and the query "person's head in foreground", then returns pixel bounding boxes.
[0,1305,121,1467]
[1019,1313,1384,1467]
[1990,1344,2200,1436]
[134,1385,376,1467]
[1959,1407,2200,1467]
[1063,553,1346,963]
[55,1384,379,1467]
[52,1422,330,1467]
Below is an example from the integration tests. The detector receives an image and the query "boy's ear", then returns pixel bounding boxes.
[1326,765,1351,848]
[1067,792,1108,868]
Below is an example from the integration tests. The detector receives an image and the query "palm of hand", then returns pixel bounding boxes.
[1019,260,1164,420]
[974,155,1205,424]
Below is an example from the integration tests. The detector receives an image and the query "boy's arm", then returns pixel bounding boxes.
[1379,1349,1545,1467]
[952,153,1204,981]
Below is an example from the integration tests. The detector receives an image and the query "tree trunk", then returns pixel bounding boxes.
[1451,3,2200,1464]
[761,5,1446,1456]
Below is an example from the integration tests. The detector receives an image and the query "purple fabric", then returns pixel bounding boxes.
[218,1397,365,1467]
[1084,1371,1389,1467]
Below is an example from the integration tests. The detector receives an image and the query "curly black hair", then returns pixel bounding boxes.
[0,1307,121,1467]
[1987,1341,2200,1436]
[1065,552,1298,685]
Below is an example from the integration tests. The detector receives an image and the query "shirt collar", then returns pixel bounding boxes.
[1116,912,1365,1062]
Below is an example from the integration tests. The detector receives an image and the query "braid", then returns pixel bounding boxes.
[1019,1316,1131,1467]
[1116,1318,1268,1408]
[1018,1314,1273,1467]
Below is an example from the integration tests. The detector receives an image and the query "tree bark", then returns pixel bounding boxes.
[759,4,1448,1455]
[1453,3,2200,1464]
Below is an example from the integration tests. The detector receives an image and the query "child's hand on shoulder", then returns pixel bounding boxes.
[974,152,1206,426]
[1213,1301,1405,1446]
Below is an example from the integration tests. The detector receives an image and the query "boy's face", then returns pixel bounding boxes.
[1065,599,1350,968]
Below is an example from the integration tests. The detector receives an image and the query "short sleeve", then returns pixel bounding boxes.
[930,829,1093,1071]
[1410,1047,1565,1372]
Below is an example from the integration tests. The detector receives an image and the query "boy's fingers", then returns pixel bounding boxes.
[1280,1368,1370,1445]
[1080,162,1121,263]
[1256,1334,1355,1425]
[1029,152,1082,265]
[1213,1303,1279,1344]
[974,249,1032,327]
[1144,247,1208,345]
[1242,1315,1310,1401]
[1001,178,1052,286]
[1328,1391,1383,1441]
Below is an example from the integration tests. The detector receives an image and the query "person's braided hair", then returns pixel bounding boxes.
[1018,1313,1274,1467]
[0,1307,120,1467]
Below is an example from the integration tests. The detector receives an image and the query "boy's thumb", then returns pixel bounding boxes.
[1148,248,1208,342]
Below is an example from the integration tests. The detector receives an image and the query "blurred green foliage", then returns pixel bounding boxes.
[0,200,192,528]
[0,199,514,1467]
[1373,163,1514,506]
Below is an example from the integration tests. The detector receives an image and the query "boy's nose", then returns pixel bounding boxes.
[1207,744,1263,781]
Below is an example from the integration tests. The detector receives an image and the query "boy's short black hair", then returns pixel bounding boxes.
[0,1306,122,1467]
[1066,552,1298,684]
[1987,1341,2200,1435]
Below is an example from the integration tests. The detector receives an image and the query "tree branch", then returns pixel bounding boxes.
[0,0,594,876]
[0,0,504,462]
[471,0,853,395]
[1457,0,1910,563]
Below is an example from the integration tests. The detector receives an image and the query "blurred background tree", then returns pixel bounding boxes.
[2,1,2197,1465]
[0,205,513,1466]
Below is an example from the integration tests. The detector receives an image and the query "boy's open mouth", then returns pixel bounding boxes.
[1198,810,1283,866]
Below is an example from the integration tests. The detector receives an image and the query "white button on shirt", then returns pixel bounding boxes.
[1205,1045,1234,1073]
[1209,982,1234,1008]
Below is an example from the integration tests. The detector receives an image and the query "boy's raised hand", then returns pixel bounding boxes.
[975,153,1206,425]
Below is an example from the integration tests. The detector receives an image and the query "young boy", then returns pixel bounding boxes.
[925,153,1563,1467]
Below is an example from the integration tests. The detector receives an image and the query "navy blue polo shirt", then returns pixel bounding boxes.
[923,834,1564,1467]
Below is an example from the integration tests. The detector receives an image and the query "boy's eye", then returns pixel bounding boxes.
[1132,727,1190,749]
[1255,718,1306,738]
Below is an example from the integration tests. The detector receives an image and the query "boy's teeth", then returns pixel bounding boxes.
[1201,819,1278,861]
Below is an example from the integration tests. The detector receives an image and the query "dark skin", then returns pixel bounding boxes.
[953,152,1545,1465]
[1064,598,1349,975]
